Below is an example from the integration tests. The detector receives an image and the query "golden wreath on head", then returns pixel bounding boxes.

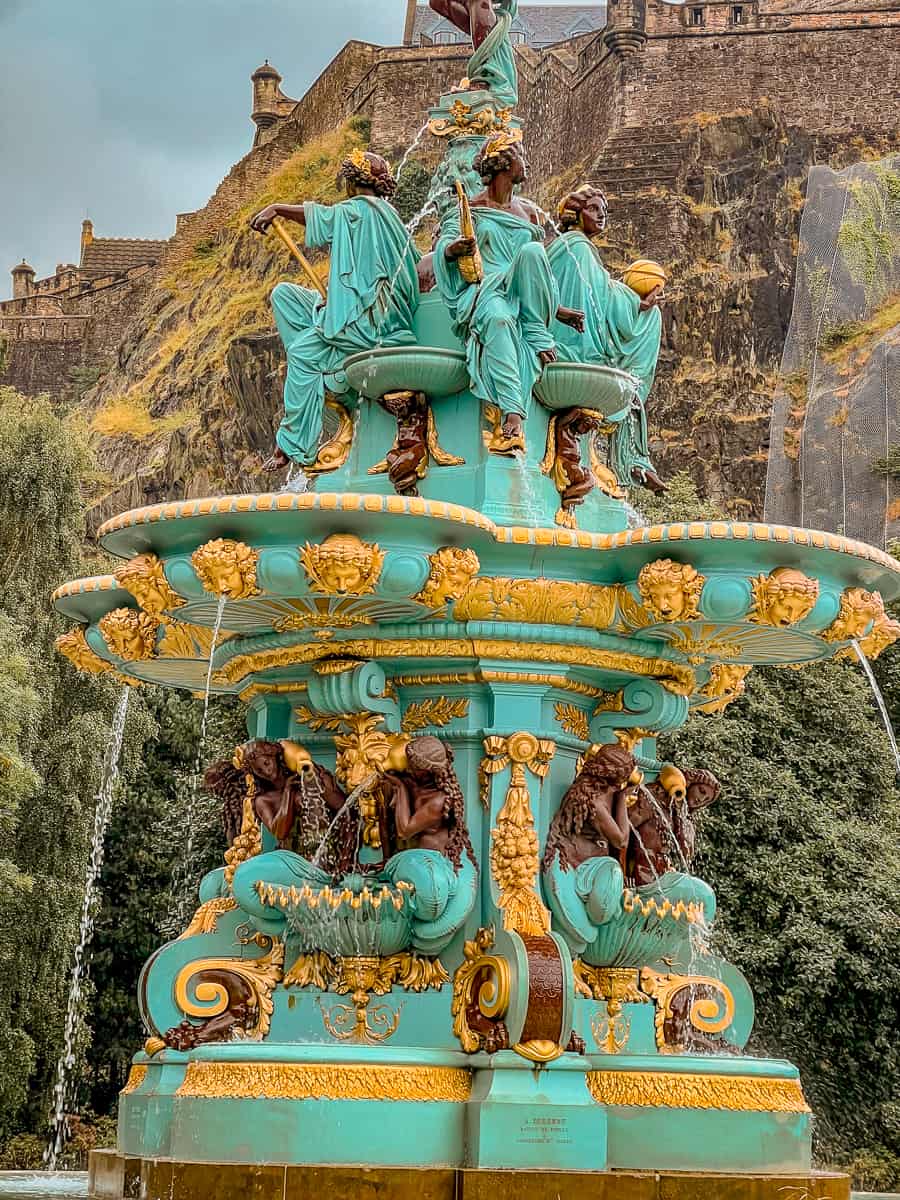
[481,127,523,160]
[344,148,379,184]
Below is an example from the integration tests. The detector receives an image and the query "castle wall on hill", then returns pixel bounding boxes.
[0,269,155,400]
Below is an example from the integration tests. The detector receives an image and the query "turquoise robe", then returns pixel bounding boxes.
[434,205,559,420]
[271,196,419,464]
[468,0,519,109]
[548,231,662,482]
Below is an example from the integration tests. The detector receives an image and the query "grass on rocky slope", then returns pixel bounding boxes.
[91,121,368,443]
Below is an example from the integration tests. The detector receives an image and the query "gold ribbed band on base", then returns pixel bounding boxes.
[587,1070,811,1113]
[176,1062,472,1102]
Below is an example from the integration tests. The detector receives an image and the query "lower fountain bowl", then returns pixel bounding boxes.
[344,346,469,399]
[278,880,415,957]
[534,361,638,415]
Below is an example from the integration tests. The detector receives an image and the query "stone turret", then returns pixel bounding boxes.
[250,61,297,144]
[11,260,35,300]
[603,0,648,54]
[81,219,94,259]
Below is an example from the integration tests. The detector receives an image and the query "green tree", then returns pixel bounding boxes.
[649,475,900,1182]
[0,388,149,1140]
[86,690,244,1115]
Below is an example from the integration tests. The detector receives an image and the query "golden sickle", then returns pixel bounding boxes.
[270,216,327,300]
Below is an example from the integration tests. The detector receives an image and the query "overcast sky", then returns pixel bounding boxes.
[0,0,595,296]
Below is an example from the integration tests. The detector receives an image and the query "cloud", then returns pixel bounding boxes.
[0,0,404,287]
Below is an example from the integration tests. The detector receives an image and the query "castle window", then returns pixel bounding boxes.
[690,7,705,24]
[731,4,744,21]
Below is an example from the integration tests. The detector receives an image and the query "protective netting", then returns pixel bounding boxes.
[764,155,900,547]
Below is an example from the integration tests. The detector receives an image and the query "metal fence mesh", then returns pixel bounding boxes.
[764,155,900,547]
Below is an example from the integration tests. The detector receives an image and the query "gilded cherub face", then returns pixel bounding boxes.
[320,560,366,594]
[768,592,811,627]
[646,580,687,620]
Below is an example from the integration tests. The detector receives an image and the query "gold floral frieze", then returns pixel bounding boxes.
[587,1070,810,1113]
[176,1062,472,1102]
[455,576,617,629]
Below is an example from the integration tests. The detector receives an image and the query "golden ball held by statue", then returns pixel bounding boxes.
[623,259,667,298]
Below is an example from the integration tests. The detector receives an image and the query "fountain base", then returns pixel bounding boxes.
[104,1043,823,1189]
[89,1153,848,1200]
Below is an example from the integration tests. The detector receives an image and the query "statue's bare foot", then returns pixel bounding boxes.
[261,447,290,472]
[497,412,526,455]
[634,467,668,495]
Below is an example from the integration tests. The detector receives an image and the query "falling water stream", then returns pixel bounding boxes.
[45,688,131,1170]
[311,771,379,870]
[852,639,900,773]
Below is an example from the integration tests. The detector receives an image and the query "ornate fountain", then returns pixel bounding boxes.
[55,9,900,1199]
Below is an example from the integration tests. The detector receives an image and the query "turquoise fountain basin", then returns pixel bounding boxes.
[260,877,416,956]
[534,362,638,415]
[344,346,470,399]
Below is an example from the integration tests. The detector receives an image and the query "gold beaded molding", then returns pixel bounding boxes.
[176,1062,472,1102]
[586,1070,810,1113]
[94,494,900,572]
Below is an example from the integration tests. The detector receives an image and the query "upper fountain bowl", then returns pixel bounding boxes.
[534,362,638,415]
[344,346,469,400]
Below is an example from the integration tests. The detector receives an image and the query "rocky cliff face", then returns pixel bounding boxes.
[78,98,897,531]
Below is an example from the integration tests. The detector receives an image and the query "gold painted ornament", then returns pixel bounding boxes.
[300,533,384,596]
[191,539,261,600]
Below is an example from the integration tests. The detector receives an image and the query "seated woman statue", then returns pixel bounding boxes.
[202,739,356,938]
[434,134,584,453]
[250,151,420,471]
[379,735,478,956]
[547,184,667,493]
[542,744,643,953]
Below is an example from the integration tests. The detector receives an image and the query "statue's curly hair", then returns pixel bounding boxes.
[406,736,474,870]
[543,744,636,871]
[473,138,524,183]
[203,759,247,845]
[337,150,397,198]
[556,184,608,231]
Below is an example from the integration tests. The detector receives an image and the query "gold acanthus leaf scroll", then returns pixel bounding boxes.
[455,576,617,630]
[639,967,736,1054]
[306,398,354,475]
[484,732,555,936]
[554,702,590,742]
[451,927,511,1053]
[694,663,752,714]
[401,697,469,733]
[172,934,284,1041]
